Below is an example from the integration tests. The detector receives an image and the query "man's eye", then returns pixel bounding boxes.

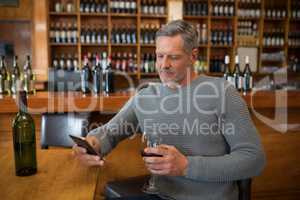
[156,55,164,59]
[170,56,179,60]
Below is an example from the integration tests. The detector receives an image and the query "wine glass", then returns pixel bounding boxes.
[141,131,162,194]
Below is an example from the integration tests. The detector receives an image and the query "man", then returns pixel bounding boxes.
[73,20,266,200]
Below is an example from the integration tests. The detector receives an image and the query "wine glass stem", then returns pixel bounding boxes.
[149,174,157,188]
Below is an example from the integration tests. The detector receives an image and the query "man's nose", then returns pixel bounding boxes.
[161,56,171,69]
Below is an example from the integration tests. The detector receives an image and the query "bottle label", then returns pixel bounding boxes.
[239,76,243,89]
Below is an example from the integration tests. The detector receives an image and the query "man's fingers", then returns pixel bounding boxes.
[85,159,105,166]
[146,163,171,171]
[143,156,168,165]
[73,145,87,155]
[79,154,101,162]
[149,169,168,175]
[144,146,169,156]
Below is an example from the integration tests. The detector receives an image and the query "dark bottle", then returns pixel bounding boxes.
[66,53,74,71]
[60,22,67,43]
[81,55,91,94]
[23,55,34,94]
[53,54,60,70]
[12,90,37,176]
[243,56,253,92]
[80,25,86,44]
[11,56,21,95]
[128,52,135,72]
[233,55,243,91]
[92,54,102,94]
[59,54,66,70]
[0,55,9,94]
[104,56,114,93]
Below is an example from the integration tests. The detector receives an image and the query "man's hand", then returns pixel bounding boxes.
[143,144,188,176]
[72,135,104,167]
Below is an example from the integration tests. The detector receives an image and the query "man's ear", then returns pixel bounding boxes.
[191,48,198,62]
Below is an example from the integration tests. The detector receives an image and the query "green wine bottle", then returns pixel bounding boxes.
[12,91,37,176]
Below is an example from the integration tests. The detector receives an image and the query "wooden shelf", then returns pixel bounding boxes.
[199,44,208,48]
[289,18,300,22]
[183,15,209,20]
[140,73,159,76]
[140,44,156,47]
[110,13,137,18]
[140,14,167,18]
[80,13,108,17]
[289,46,300,49]
[49,12,77,16]
[263,46,285,49]
[211,16,234,20]
[211,45,233,48]
[237,17,260,20]
[81,44,108,47]
[264,18,287,21]
[50,43,78,47]
[111,44,138,47]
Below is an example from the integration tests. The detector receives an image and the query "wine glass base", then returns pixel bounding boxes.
[142,182,159,195]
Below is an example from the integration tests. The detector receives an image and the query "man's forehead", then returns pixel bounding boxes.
[155,35,185,53]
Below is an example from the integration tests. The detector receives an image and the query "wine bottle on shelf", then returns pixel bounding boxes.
[121,52,128,71]
[12,90,37,176]
[66,0,75,13]
[66,53,74,71]
[243,56,253,92]
[11,56,21,95]
[54,0,62,12]
[233,55,243,91]
[92,54,102,94]
[52,54,60,70]
[81,55,91,94]
[223,55,233,84]
[60,22,67,43]
[22,55,35,94]
[0,55,9,95]
[55,22,61,43]
[128,52,135,72]
[104,56,114,93]
[72,22,78,43]
[59,54,66,70]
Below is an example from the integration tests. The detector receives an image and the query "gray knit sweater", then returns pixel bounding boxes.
[89,75,266,200]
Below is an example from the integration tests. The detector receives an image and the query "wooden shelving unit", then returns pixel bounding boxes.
[47,0,168,82]
[183,0,298,74]
[46,0,299,83]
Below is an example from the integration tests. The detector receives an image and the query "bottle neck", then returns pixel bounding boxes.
[18,92,28,113]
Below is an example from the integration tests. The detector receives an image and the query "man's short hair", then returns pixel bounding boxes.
[156,20,199,53]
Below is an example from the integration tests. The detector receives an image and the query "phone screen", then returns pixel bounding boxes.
[69,135,99,156]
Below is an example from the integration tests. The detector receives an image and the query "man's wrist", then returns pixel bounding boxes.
[182,156,189,176]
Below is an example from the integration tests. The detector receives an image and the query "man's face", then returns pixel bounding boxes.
[155,35,196,85]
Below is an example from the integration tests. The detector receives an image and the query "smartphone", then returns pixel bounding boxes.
[140,150,163,157]
[69,134,99,156]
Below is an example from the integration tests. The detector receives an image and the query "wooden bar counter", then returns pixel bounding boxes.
[0,90,300,114]
[0,143,98,200]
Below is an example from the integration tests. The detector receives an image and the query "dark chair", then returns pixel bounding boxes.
[237,179,252,200]
[104,176,252,200]
[40,112,90,149]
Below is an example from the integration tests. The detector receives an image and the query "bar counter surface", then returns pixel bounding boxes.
[0,144,98,200]
[0,90,300,114]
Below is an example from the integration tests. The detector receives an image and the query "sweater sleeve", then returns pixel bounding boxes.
[88,96,139,157]
[185,84,266,182]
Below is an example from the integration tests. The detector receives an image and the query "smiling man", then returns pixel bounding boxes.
[73,20,266,200]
